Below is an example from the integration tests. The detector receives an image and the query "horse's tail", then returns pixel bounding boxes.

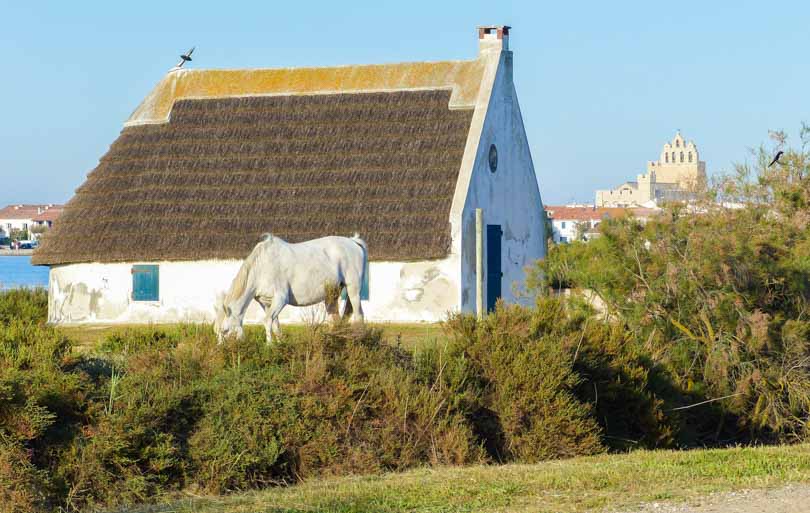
[350,233,368,266]
[343,233,368,319]
[350,232,367,252]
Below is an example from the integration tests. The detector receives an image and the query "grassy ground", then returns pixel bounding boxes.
[57,322,449,352]
[119,444,810,513]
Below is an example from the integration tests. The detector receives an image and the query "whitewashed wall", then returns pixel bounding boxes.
[451,45,546,313]
[47,256,460,325]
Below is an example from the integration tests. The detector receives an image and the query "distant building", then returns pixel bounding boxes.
[0,204,63,238]
[32,206,64,229]
[544,205,659,243]
[34,26,547,324]
[595,131,706,207]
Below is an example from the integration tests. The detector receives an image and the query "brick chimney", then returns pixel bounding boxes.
[478,25,510,53]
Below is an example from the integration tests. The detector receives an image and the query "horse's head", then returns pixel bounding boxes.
[213,292,244,343]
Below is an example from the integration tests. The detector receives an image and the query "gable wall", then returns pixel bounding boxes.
[453,49,546,312]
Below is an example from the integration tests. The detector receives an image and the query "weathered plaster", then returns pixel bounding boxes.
[48,256,459,325]
[451,39,546,313]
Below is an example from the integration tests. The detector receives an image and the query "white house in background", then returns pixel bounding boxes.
[0,204,63,238]
[34,25,546,325]
[32,206,64,231]
[595,131,707,208]
[544,205,659,243]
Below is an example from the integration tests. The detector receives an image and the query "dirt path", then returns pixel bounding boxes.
[619,484,810,513]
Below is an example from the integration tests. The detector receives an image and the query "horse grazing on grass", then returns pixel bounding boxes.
[214,233,367,343]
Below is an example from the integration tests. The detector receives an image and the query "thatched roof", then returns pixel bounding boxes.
[126,60,484,126]
[34,88,474,265]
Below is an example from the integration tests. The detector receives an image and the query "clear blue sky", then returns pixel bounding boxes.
[1,0,807,206]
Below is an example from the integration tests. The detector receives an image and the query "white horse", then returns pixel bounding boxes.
[213,233,367,343]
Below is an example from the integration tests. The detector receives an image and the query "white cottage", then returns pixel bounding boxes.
[34,26,546,324]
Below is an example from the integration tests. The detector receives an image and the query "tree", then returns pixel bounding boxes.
[531,127,810,444]
[30,225,48,239]
[10,228,29,242]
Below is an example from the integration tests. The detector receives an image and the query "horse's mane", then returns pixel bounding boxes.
[226,235,276,304]
[226,260,251,305]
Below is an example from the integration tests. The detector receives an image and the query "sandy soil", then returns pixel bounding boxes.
[618,484,810,513]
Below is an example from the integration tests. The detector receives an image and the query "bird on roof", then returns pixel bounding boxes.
[768,150,784,168]
[175,47,195,68]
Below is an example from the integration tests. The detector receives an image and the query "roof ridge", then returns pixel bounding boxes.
[126,57,488,127]
[169,57,478,74]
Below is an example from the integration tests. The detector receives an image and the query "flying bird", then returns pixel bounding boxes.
[175,47,195,68]
[768,150,784,168]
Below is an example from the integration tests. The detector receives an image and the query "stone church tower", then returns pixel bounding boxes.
[647,131,706,190]
[595,131,706,207]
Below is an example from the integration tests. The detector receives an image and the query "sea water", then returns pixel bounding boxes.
[0,256,49,289]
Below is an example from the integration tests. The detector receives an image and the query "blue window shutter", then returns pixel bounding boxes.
[132,265,159,301]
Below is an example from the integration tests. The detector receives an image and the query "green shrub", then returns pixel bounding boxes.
[0,320,86,512]
[532,134,810,445]
[0,288,47,326]
[443,302,605,461]
[188,367,299,493]
[0,442,52,513]
[5,284,802,512]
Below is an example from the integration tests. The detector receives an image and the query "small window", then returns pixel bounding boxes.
[680,152,684,162]
[672,152,676,162]
[132,265,159,301]
[488,144,498,173]
[560,236,568,243]
[22,223,28,231]
[665,153,669,163]
[676,139,680,147]
[561,221,566,229]
[688,152,693,162]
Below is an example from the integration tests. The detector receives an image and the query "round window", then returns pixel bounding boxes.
[488,144,498,173]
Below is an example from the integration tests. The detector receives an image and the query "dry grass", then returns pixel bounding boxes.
[57,322,449,353]
[117,444,810,513]
[34,90,473,266]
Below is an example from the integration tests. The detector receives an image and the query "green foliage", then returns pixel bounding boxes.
[9,229,28,243]
[0,319,83,513]
[443,303,604,461]
[0,296,489,511]
[0,288,48,326]
[533,128,810,445]
[0,289,673,512]
[189,366,296,493]
[0,442,52,513]
[443,299,676,456]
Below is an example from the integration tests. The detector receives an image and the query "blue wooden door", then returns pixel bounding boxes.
[132,265,159,301]
[486,224,502,312]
